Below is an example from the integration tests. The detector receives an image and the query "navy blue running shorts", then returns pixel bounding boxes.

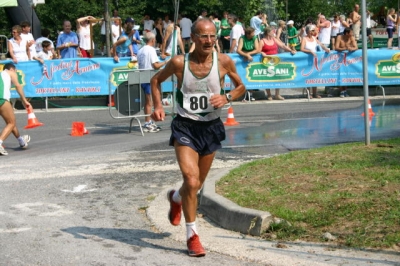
[169,115,226,156]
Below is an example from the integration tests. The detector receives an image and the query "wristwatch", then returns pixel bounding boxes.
[225,93,233,102]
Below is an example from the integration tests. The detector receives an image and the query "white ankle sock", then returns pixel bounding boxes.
[0,140,3,146]
[17,136,24,145]
[186,222,197,240]
[172,189,181,203]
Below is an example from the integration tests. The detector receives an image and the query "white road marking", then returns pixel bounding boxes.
[12,202,73,217]
[0,227,32,233]
[61,184,97,193]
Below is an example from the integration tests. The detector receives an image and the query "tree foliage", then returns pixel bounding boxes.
[1,0,400,39]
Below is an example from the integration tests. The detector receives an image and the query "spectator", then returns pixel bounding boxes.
[330,15,340,51]
[20,21,36,60]
[220,11,231,53]
[376,6,387,26]
[198,10,207,20]
[33,40,54,64]
[228,14,244,53]
[298,18,314,43]
[335,27,357,98]
[124,18,141,57]
[76,16,96,58]
[111,18,121,44]
[286,20,298,51]
[137,31,169,133]
[142,14,154,33]
[366,10,374,49]
[0,63,31,156]
[338,14,350,36]
[236,26,259,62]
[154,18,164,49]
[317,14,331,49]
[250,11,264,38]
[163,15,172,32]
[260,26,295,101]
[57,20,80,59]
[269,21,277,36]
[386,8,397,48]
[179,14,193,51]
[112,9,121,25]
[161,23,185,59]
[8,25,29,63]
[300,24,330,99]
[350,4,361,41]
[212,14,221,41]
[335,27,357,52]
[112,23,133,62]
[35,28,54,54]
[276,20,287,48]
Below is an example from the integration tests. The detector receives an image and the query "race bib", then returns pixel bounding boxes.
[183,92,214,114]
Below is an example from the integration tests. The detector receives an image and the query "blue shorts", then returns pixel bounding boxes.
[387,28,394,38]
[169,115,226,156]
[141,83,151,95]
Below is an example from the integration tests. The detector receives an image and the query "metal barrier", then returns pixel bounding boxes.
[108,68,174,136]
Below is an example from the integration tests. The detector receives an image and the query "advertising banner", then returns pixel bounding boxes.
[1,49,400,98]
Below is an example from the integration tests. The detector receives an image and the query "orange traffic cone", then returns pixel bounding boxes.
[24,106,44,129]
[70,122,89,136]
[224,107,240,126]
[361,99,375,117]
[108,95,115,107]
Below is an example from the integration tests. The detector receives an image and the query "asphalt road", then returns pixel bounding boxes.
[0,97,398,265]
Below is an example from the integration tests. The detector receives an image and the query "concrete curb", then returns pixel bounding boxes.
[199,168,273,236]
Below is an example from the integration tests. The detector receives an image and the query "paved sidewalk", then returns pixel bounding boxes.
[147,168,400,265]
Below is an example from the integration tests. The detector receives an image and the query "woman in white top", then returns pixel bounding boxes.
[300,24,330,99]
[330,15,341,50]
[8,25,29,63]
[77,16,96,58]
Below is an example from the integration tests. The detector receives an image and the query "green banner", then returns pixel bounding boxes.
[0,0,18,7]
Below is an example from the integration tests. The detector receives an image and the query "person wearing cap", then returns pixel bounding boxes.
[269,21,277,36]
[300,24,330,99]
[317,14,332,49]
[124,18,142,57]
[286,20,298,51]
[112,23,134,62]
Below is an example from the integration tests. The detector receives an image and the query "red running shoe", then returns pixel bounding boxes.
[187,233,206,257]
[167,189,182,226]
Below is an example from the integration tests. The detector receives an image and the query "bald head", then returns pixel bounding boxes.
[191,18,216,34]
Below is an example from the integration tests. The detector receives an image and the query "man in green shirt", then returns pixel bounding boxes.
[220,11,231,53]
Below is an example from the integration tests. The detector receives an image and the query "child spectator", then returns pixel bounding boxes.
[286,20,298,51]
[33,40,53,75]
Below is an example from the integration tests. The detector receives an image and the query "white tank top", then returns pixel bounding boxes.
[176,52,222,121]
[0,71,12,101]
[339,21,346,34]
[305,37,318,53]
[318,22,332,44]
[331,20,340,36]
[78,25,93,50]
